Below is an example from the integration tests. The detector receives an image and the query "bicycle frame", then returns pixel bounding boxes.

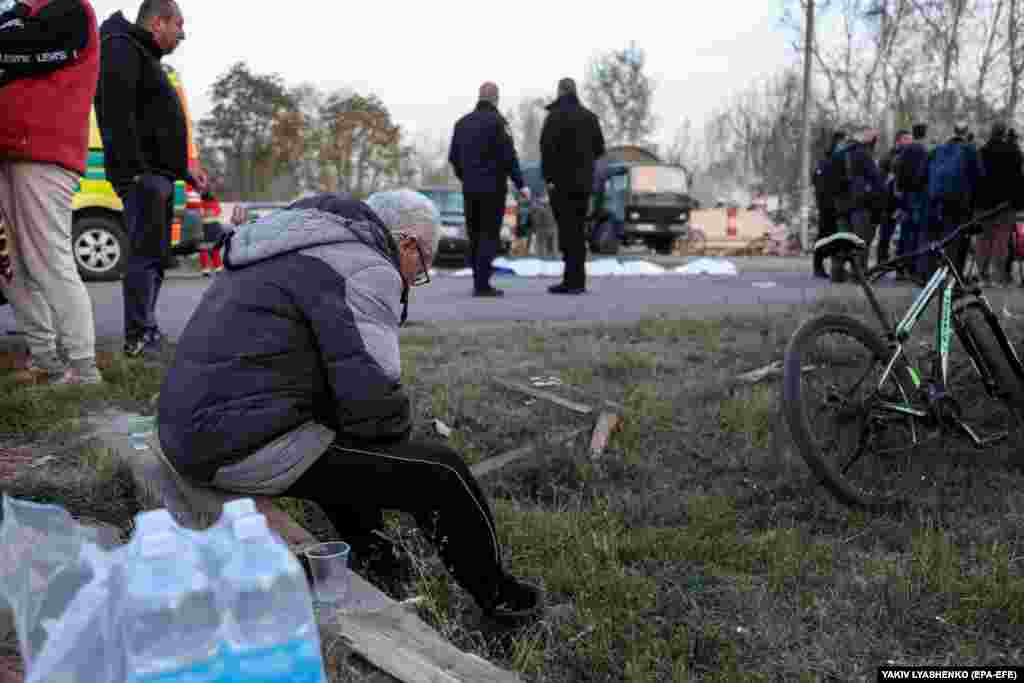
[846,229,1024,445]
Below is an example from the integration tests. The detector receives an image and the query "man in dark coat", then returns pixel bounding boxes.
[894,123,931,278]
[926,122,985,276]
[539,77,606,294]
[158,190,544,625]
[977,121,1023,286]
[829,128,885,282]
[448,81,529,297]
[811,130,846,278]
[875,130,911,266]
[95,0,207,358]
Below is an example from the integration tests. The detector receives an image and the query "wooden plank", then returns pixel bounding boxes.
[491,378,594,414]
[735,361,783,385]
[589,413,621,460]
[470,428,588,478]
[325,605,520,683]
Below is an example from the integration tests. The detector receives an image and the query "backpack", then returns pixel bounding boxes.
[927,143,969,204]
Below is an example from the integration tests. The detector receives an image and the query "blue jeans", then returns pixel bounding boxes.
[117,174,174,341]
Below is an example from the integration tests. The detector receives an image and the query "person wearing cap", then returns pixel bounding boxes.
[157,190,544,625]
[925,122,985,276]
[977,121,1023,287]
[448,82,530,297]
[540,77,606,294]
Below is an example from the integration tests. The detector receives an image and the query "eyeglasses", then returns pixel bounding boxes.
[399,233,431,287]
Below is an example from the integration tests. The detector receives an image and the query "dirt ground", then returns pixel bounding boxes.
[2,287,1023,681]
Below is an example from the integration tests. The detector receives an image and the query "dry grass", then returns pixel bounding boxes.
[3,287,1024,681]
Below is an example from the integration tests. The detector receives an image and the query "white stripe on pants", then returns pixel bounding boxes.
[0,161,96,361]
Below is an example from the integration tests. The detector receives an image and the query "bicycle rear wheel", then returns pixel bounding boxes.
[783,314,921,510]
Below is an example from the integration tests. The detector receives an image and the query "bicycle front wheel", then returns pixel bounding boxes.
[783,314,920,510]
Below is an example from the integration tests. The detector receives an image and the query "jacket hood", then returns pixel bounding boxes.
[224,208,401,270]
[99,10,161,57]
[546,92,581,111]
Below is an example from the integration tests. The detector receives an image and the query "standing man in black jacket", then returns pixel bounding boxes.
[540,77,606,294]
[448,82,529,298]
[95,0,207,358]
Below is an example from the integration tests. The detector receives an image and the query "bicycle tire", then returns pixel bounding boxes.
[956,302,1024,422]
[783,314,918,510]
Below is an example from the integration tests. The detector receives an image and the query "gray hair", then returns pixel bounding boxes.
[365,189,441,266]
[137,0,179,25]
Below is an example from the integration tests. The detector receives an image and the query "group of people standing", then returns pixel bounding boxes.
[812,120,1024,285]
[0,0,206,385]
[448,78,606,297]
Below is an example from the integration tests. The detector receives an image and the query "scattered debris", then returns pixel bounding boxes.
[589,413,621,459]
[735,361,784,384]
[470,428,588,479]
[432,419,452,438]
[491,378,593,415]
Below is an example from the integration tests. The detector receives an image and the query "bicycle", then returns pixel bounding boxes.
[783,202,1024,510]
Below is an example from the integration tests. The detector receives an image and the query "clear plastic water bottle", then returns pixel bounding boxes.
[201,499,258,575]
[219,514,325,683]
[120,528,226,683]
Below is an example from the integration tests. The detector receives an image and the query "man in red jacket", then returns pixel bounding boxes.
[0,0,102,384]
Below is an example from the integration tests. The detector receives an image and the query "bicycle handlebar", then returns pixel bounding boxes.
[865,202,1014,281]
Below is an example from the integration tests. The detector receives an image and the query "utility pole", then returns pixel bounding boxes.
[797,0,816,252]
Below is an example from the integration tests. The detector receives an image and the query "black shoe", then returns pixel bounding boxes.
[124,329,165,360]
[482,575,545,627]
[548,283,585,294]
[473,287,504,297]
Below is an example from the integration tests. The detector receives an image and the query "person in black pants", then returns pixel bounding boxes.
[448,82,530,297]
[96,0,209,358]
[158,191,543,625]
[540,77,606,294]
[811,130,846,278]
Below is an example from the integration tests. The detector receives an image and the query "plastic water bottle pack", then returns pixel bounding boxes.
[0,494,327,682]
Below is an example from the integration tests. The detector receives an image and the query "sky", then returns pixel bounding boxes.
[86,0,796,152]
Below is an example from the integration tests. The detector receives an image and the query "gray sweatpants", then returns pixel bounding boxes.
[0,161,96,362]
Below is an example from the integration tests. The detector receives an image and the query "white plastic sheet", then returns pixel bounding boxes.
[448,258,675,278]
[674,258,739,276]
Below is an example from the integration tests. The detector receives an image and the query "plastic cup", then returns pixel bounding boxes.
[304,541,351,607]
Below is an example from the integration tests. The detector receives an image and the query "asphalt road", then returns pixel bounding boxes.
[1,257,832,347]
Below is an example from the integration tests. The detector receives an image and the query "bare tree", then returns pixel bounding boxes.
[663,118,702,186]
[583,42,658,145]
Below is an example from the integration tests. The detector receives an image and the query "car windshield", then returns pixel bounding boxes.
[424,191,464,214]
[630,166,689,195]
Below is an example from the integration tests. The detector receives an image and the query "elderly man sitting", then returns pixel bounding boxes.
[157,190,543,624]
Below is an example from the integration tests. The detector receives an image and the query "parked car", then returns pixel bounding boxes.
[416,187,512,263]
